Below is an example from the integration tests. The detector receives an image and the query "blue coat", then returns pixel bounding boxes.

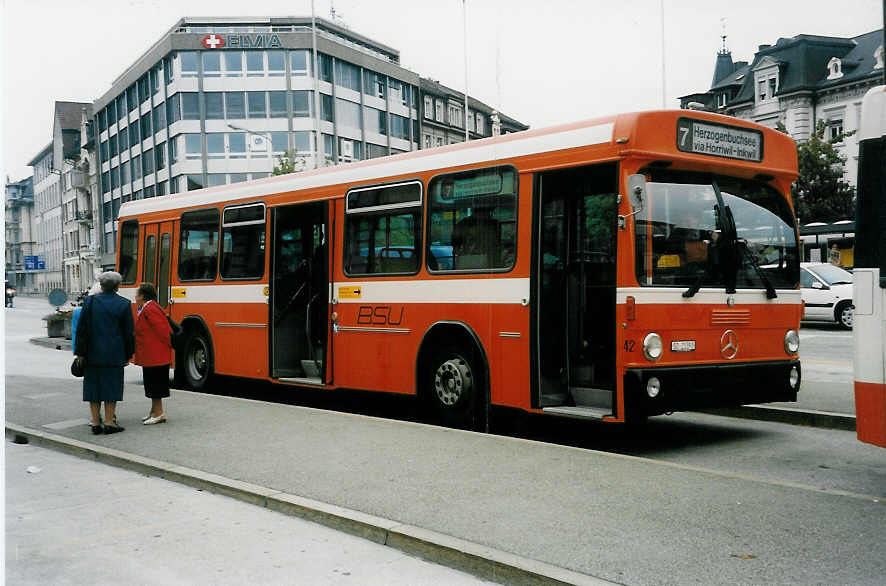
[74,291,135,366]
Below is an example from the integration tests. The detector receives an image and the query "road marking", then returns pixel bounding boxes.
[22,392,65,400]
[43,419,90,430]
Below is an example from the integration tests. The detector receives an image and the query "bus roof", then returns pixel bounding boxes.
[118,109,792,219]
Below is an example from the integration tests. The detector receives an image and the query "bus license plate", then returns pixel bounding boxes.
[671,340,696,352]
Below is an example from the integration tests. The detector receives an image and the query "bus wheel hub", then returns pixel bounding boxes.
[435,358,472,406]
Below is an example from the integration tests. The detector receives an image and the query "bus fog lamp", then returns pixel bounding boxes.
[784,330,799,354]
[642,333,663,361]
[789,366,800,389]
[646,377,661,398]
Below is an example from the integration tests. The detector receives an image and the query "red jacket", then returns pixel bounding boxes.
[134,301,172,367]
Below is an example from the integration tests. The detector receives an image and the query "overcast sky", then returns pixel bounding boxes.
[1,0,882,182]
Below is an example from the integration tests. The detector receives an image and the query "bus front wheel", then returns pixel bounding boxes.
[427,345,484,431]
[182,328,213,390]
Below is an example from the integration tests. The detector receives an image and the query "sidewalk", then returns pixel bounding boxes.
[6,375,884,586]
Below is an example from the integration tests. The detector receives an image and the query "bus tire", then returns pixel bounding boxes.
[427,344,484,431]
[835,301,853,330]
[181,327,214,390]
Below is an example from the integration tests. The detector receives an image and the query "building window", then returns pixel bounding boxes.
[207,134,225,158]
[718,93,728,108]
[127,85,137,111]
[109,135,118,159]
[827,57,843,80]
[335,60,361,92]
[424,96,433,120]
[202,52,221,77]
[225,92,245,119]
[364,71,386,98]
[270,131,288,152]
[294,131,311,153]
[168,138,178,164]
[142,148,154,176]
[267,51,285,76]
[320,94,334,122]
[118,127,128,154]
[230,173,248,183]
[228,133,246,157]
[205,92,224,119]
[875,45,884,70]
[187,175,204,191]
[768,77,777,99]
[224,52,243,76]
[449,104,463,128]
[758,80,767,101]
[363,106,386,135]
[155,144,166,170]
[829,119,844,143]
[182,93,200,120]
[269,91,287,118]
[185,134,202,159]
[390,114,409,140]
[207,174,226,187]
[166,94,181,124]
[290,50,309,76]
[246,51,264,75]
[131,155,141,178]
[292,90,311,117]
[423,134,432,149]
[319,53,333,82]
[247,91,266,118]
[367,143,388,159]
[435,100,444,122]
[140,115,152,139]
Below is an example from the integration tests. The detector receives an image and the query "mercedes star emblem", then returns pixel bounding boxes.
[720,329,739,360]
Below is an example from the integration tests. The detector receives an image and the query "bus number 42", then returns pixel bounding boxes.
[623,340,635,352]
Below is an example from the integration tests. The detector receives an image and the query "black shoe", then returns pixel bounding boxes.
[91,425,103,435]
[102,424,124,434]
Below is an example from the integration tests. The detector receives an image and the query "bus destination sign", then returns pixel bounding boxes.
[676,118,763,163]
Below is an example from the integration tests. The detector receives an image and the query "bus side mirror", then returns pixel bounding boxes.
[627,174,646,211]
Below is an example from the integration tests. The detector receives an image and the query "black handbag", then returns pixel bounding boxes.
[71,356,85,377]
[166,314,184,348]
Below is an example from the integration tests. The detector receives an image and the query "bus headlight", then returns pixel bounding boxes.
[642,333,663,361]
[784,330,800,355]
[646,377,661,398]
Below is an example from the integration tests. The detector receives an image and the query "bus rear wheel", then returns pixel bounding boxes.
[427,345,484,431]
[182,328,213,390]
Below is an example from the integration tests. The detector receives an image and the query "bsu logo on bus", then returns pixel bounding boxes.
[357,305,405,326]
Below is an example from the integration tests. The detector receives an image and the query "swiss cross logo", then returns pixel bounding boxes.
[201,34,225,49]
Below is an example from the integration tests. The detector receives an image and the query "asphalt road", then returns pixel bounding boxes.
[6,296,883,586]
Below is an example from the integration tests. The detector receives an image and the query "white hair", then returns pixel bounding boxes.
[98,271,123,292]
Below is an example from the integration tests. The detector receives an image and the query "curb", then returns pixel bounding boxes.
[699,405,856,431]
[5,423,613,586]
[29,337,72,351]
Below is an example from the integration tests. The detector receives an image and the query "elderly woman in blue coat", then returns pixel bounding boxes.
[74,271,135,435]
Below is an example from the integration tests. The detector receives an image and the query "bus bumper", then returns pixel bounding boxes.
[624,360,801,417]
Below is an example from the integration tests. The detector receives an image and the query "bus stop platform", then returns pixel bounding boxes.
[6,374,884,585]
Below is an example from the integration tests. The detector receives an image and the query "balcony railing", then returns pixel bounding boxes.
[75,211,92,223]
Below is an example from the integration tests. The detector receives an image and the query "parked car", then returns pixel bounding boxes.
[5,280,15,307]
[800,262,854,329]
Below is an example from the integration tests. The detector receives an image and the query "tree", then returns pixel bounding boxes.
[273,150,306,175]
[791,121,856,223]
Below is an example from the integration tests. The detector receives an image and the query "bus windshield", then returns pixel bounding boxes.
[635,172,799,290]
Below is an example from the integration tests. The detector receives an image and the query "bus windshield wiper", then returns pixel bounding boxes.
[737,239,777,299]
[683,179,739,297]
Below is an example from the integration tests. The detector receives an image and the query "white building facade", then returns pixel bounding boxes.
[680,29,884,187]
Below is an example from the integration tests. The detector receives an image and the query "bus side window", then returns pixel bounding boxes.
[343,182,422,276]
[427,166,517,272]
[119,220,139,284]
[178,208,220,281]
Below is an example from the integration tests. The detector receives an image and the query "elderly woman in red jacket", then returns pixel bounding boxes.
[134,282,172,425]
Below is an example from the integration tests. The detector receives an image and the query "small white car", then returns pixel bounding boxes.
[800,262,854,329]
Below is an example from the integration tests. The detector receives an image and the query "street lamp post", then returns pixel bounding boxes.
[227,123,275,176]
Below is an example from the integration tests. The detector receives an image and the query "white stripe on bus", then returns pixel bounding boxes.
[118,122,614,218]
[333,278,530,304]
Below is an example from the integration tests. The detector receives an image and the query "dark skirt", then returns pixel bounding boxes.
[142,365,171,399]
[82,366,124,402]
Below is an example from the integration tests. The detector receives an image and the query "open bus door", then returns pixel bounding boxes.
[270,202,329,384]
[535,163,619,419]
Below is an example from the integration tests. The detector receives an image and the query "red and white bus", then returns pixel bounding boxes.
[116,109,802,429]
[853,85,886,448]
